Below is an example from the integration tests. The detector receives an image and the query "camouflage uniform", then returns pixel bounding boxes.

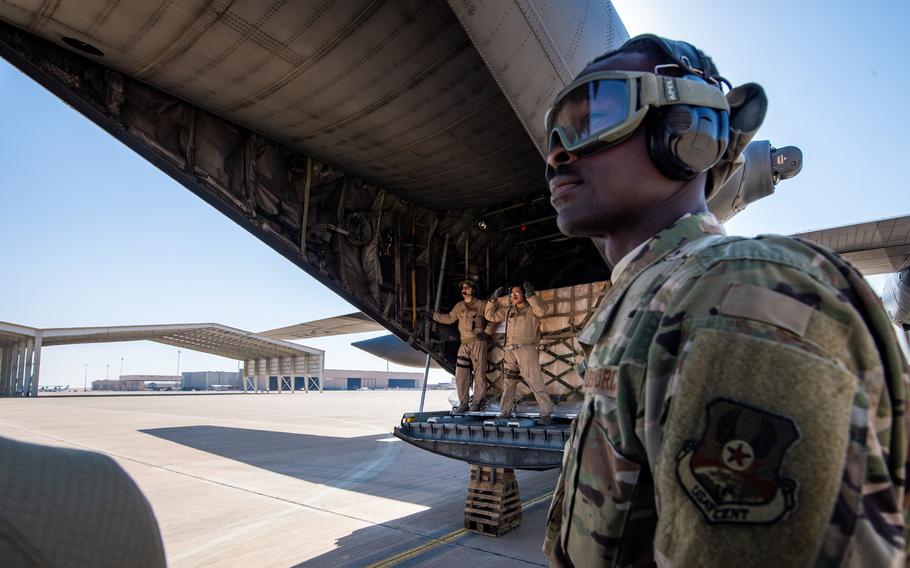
[544,213,909,567]
[486,294,555,417]
[433,299,491,406]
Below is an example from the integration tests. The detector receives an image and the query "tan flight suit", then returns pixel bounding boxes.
[433,298,491,406]
[485,294,554,417]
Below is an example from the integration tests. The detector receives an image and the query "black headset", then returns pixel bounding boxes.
[632,35,730,180]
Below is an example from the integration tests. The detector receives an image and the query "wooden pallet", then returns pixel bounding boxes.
[464,465,522,536]
[470,464,516,484]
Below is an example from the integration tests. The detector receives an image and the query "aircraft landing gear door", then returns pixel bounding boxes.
[347,378,362,390]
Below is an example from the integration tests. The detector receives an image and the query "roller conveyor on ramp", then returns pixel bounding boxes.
[394,411,572,471]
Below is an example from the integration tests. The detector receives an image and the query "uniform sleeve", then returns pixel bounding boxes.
[648,260,905,566]
[433,302,461,325]
[543,418,578,564]
[484,299,507,322]
[527,294,546,318]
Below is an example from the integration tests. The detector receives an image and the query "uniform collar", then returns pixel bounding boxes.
[578,212,725,346]
[609,240,648,283]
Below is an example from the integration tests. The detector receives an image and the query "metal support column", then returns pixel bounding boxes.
[16,340,27,396]
[21,340,30,396]
[22,340,32,397]
[24,339,34,396]
[9,345,16,395]
[278,357,284,393]
[11,341,19,395]
[0,346,9,396]
[6,345,14,396]
[318,353,324,393]
[28,334,42,397]
[6,345,13,395]
[290,356,297,394]
[1,346,10,396]
[8,345,15,395]
[304,354,310,393]
[256,358,264,393]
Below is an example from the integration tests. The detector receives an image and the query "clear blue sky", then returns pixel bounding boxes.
[1,1,907,385]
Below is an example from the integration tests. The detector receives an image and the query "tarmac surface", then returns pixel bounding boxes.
[0,390,558,567]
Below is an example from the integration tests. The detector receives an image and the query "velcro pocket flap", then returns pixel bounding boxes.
[655,328,856,566]
[720,282,812,337]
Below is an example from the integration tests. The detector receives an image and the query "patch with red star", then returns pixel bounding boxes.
[675,398,801,525]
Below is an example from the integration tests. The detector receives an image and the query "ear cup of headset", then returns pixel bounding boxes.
[647,103,729,180]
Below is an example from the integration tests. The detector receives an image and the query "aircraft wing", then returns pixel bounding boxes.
[0,1,801,371]
[352,335,441,369]
[259,313,385,341]
[261,313,441,368]
[793,214,910,276]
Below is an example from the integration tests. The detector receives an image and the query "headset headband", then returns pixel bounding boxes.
[600,34,729,90]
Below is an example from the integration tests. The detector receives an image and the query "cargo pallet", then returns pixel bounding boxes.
[464,465,522,536]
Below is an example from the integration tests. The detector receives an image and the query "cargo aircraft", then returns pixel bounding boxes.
[2,1,907,469]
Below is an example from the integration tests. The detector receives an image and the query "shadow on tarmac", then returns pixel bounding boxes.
[141,425,421,501]
[141,425,556,567]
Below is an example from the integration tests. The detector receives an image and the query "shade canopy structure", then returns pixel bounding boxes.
[0,321,324,397]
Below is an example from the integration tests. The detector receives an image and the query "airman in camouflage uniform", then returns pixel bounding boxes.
[542,35,909,566]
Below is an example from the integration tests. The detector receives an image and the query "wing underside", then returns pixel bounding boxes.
[794,215,910,276]
[259,313,385,340]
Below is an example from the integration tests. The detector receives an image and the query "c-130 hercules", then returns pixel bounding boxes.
[1,1,907,469]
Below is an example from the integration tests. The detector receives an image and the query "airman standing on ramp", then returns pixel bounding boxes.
[485,283,554,424]
[432,279,492,413]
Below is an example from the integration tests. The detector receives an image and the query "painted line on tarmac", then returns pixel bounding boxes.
[366,491,554,568]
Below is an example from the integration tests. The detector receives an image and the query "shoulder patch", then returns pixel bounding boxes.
[675,398,801,525]
[720,282,813,337]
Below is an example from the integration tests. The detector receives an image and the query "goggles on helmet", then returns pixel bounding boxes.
[544,70,730,156]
